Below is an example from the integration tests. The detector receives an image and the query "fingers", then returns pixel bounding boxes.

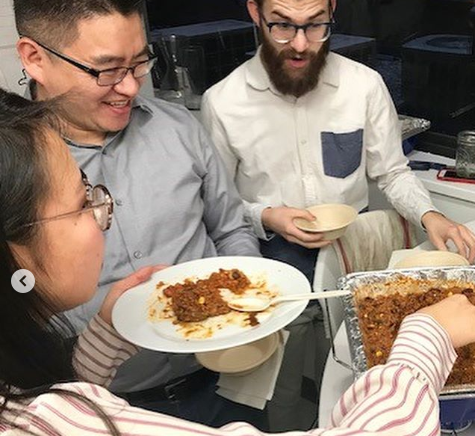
[113,266,155,292]
[451,232,469,260]
[287,234,333,249]
[133,266,156,281]
[419,294,475,348]
[458,226,475,263]
[428,232,449,252]
[100,266,163,325]
[153,264,169,273]
[285,214,332,248]
[425,215,475,263]
[445,225,475,262]
[298,209,317,222]
[263,206,339,249]
[290,227,326,243]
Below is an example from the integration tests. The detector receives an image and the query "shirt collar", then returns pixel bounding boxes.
[245,47,340,94]
[245,47,273,92]
[132,95,154,115]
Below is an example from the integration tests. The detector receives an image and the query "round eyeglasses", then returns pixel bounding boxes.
[261,16,333,44]
[22,170,114,231]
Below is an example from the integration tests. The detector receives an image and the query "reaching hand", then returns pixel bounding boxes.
[418,294,475,348]
[421,211,475,263]
[99,265,168,325]
[261,206,333,249]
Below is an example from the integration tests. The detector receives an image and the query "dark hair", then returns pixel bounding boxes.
[14,0,143,48]
[0,89,72,389]
[0,89,120,435]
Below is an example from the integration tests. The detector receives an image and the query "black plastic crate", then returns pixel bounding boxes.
[151,20,256,94]
[402,35,475,126]
[331,34,376,65]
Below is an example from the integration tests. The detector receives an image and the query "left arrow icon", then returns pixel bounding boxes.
[11,270,35,293]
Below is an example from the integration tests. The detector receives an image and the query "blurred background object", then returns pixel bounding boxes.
[141,0,475,155]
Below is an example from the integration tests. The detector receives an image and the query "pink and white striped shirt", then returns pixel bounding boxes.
[1,313,457,435]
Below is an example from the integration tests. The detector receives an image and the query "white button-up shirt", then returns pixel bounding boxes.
[201,50,436,239]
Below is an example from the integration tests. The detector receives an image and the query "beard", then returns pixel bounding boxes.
[260,34,330,98]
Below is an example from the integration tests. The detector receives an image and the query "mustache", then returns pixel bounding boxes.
[279,49,312,61]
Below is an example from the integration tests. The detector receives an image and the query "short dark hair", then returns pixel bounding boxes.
[14,0,143,48]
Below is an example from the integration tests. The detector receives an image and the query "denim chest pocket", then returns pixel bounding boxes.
[321,129,364,178]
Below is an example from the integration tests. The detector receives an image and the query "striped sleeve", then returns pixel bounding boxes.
[327,313,457,435]
[9,314,457,436]
[72,315,139,388]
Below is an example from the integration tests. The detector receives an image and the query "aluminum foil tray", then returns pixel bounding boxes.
[339,266,475,399]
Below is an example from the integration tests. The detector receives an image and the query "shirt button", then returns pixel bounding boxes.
[301,139,308,145]
[134,251,143,259]
[115,199,123,206]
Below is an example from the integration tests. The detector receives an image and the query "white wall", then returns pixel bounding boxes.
[0,0,23,93]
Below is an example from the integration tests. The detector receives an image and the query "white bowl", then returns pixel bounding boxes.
[293,204,358,240]
[393,250,470,269]
[195,332,280,376]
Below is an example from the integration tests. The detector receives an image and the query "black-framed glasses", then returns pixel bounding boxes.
[33,40,158,86]
[261,16,334,44]
[23,170,114,231]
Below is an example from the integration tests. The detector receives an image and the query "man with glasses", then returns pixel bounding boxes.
[14,0,263,428]
[202,0,475,282]
[201,0,475,430]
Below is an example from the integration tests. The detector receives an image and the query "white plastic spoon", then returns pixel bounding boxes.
[228,290,351,312]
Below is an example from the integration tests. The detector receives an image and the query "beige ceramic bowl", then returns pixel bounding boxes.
[393,250,470,269]
[195,332,279,376]
[293,204,358,240]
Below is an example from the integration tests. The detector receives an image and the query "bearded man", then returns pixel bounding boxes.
[201,0,475,284]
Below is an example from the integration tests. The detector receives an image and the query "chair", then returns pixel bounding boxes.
[313,210,421,337]
[313,245,342,337]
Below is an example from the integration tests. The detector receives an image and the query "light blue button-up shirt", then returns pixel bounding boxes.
[64,95,260,392]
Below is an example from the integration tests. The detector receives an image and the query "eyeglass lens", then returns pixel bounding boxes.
[97,59,156,86]
[271,23,331,43]
[91,186,111,231]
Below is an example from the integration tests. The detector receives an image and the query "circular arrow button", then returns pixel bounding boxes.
[11,269,35,294]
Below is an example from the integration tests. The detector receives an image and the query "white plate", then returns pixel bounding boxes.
[112,256,310,353]
[195,332,280,375]
[393,250,470,269]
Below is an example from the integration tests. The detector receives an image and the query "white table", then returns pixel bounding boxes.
[369,151,475,226]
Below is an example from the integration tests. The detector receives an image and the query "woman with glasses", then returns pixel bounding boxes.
[1,88,475,435]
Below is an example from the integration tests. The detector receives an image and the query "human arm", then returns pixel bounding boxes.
[201,91,270,240]
[261,207,333,249]
[72,267,164,387]
[365,73,436,227]
[195,120,260,256]
[421,211,475,263]
[364,73,475,261]
[24,296,474,436]
[328,294,475,433]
